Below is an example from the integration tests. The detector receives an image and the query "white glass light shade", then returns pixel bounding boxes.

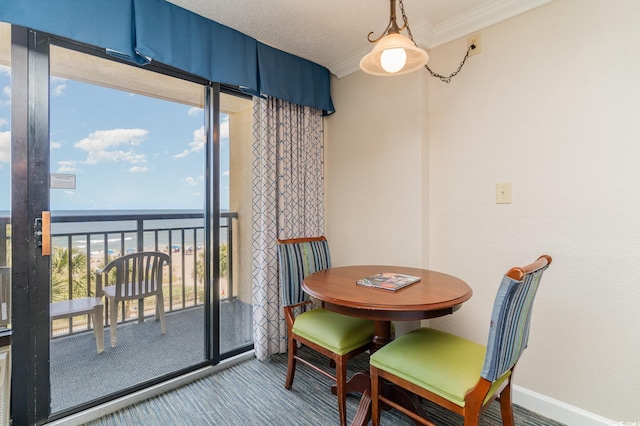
[360,32,429,76]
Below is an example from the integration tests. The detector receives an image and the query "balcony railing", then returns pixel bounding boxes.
[0,210,237,338]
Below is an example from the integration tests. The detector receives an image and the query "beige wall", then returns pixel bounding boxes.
[325,71,427,268]
[326,0,639,422]
[228,104,253,304]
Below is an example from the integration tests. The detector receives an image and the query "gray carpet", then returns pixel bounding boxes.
[84,347,566,426]
[51,301,252,413]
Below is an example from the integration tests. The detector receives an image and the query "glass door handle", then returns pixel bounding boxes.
[34,211,51,256]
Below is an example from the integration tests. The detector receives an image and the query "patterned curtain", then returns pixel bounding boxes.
[251,97,325,361]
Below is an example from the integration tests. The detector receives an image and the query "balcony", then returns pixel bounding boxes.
[49,210,239,333]
[1,210,254,413]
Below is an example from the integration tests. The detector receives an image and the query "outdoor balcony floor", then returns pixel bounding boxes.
[50,300,252,413]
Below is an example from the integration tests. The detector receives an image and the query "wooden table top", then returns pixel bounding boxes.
[302,265,473,322]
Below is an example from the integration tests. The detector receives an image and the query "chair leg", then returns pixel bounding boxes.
[93,306,104,354]
[156,293,166,334]
[371,366,381,426]
[285,335,297,390]
[499,381,515,426]
[462,404,483,426]
[109,299,118,347]
[335,357,348,426]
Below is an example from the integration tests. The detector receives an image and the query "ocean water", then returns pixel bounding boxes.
[47,210,230,255]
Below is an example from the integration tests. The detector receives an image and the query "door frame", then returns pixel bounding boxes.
[11,25,51,425]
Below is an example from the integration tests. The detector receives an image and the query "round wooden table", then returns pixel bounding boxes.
[302,265,472,425]
[303,265,472,351]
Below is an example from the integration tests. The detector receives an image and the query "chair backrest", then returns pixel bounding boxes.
[0,267,10,328]
[480,255,552,382]
[97,251,171,299]
[277,237,331,307]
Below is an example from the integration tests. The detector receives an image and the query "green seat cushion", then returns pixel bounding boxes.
[371,328,506,407]
[292,308,374,356]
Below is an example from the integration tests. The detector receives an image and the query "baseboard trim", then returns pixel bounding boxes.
[513,385,619,426]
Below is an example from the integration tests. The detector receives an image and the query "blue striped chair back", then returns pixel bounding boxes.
[481,262,550,382]
[277,237,331,307]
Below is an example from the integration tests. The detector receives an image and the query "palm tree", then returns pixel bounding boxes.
[50,247,90,302]
[192,244,228,283]
[3,224,10,267]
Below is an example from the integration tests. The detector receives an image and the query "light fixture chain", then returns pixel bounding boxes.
[398,0,473,83]
[425,46,473,83]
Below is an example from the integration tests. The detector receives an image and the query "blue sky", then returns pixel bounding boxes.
[0,64,230,212]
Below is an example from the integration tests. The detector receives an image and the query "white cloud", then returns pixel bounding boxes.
[0,118,7,128]
[86,150,146,164]
[0,131,9,163]
[129,166,149,173]
[182,176,199,186]
[51,141,62,150]
[174,126,205,158]
[50,78,68,98]
[75,128,149,165]
[174,118,230,158]
[221,117,229,139]
[0,86,9,107]
[222,170,230,177]
[52,82,67,97]
[56,160,78,173]
[187,107,201,116]
[0,65,10,105]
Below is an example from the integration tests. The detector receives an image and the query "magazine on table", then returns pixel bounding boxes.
[356,272,421,291]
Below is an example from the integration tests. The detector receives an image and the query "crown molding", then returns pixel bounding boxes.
[431,0,556,47]
[329,47,370,80]
[329,0,556,79]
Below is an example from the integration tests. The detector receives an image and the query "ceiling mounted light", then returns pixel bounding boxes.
[360,0,477,82]
[360,0,428,76]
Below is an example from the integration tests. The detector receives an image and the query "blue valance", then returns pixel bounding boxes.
[257,43,333,116]
[0,0,145,64]
[133,0,259,92]
[0,0,335,113]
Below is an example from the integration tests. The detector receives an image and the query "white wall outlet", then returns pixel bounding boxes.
[467,33,481,56]
[496,182,512,204]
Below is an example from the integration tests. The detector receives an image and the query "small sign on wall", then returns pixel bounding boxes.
[50,173,76,189]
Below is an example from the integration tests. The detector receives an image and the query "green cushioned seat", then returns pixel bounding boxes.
[370,328,509,407]
[293,308,375,355]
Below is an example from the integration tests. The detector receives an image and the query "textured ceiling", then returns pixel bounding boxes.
[167,0,554,78]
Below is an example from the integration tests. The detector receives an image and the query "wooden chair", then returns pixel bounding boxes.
[98,251,171,348]
[278,237,375,426]
[370,255,552,426]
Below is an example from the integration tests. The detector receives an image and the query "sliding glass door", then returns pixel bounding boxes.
[8,26,256,424]
[47,43,213,415]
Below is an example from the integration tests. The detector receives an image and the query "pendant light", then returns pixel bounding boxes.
[360,0,429,76]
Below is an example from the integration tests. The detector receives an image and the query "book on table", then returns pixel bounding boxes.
[356,272,421,291]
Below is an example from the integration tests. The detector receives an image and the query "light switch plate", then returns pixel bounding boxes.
[496,183,512,204]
